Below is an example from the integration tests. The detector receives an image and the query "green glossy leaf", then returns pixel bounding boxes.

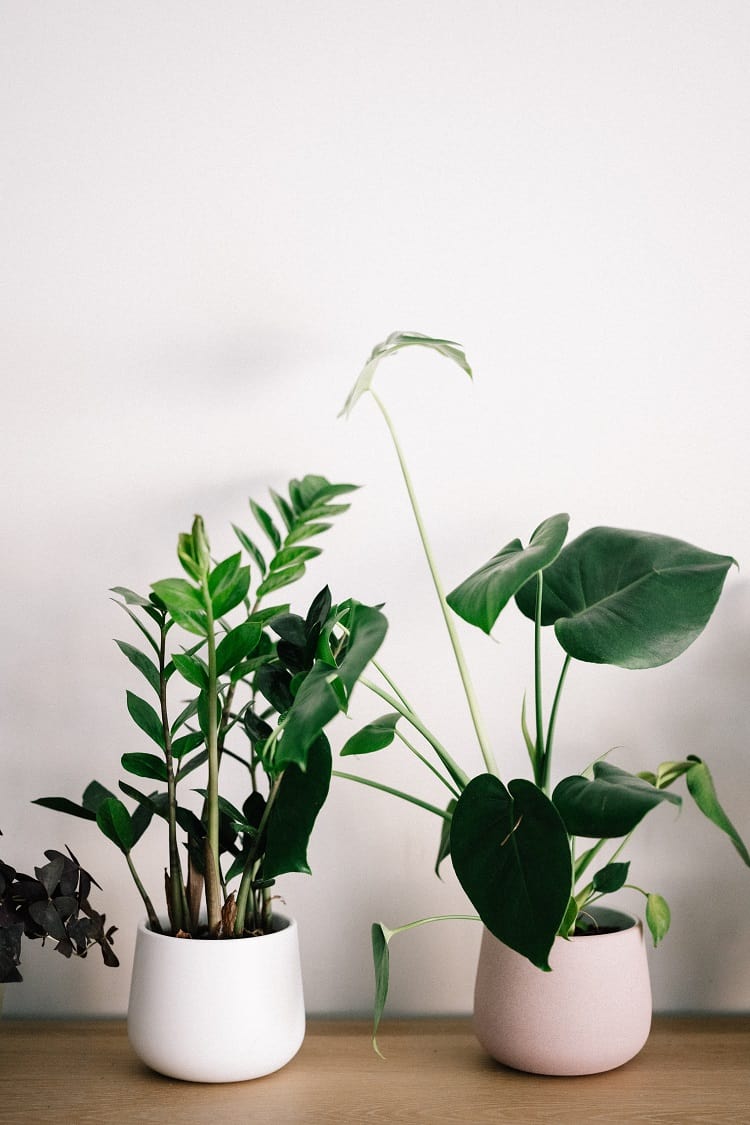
[150,578,207,637]
[215,621,262,676]
[172,652,208,689]
[269,613,308,647]
[557,896,579,937]
[435,798,457,877]
[269,545,322,573]
[553,762,681,839]
[263,735,332,878]
[232,523,267,576]
[114,640,161,695]
[268,488,294,532]
[257,563,307,598]
[110,586,153,608]
[96,797,135,853]
[339,331,472,419]
[285,521,332,546]
[275,663,341,769]
[126,691,165,749]
[209,554,250,617]
[447,514,569,635]
[340,713,400,757]
[337,602,388,693]
[591,861,630,894]
[516,527,735,669]
[686,758,750,865]
[450,775,572,969]
[646,892,671,945]
[250,499,282,550]
[121,752,168,782]
[32,796,97,822]
[371,921,394,1058]
[82,781,117,813]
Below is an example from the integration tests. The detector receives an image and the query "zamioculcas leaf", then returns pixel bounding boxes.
[232,523,267,576]
[450,775,572,969]
[685,757,750,865]
[274,663,340,770]
[114,640,161,695]
[96,797,135,853]
[257,563,307,598]
[340,713,400,757]
[150,578,207,637]
[337,603,388,693]
[371,922,395,1058]
[121,753,169,782]
[553,762,681,839]
[447,514,569,635]
[208,554,251,617]
[126,691,165,749]
[339,331,473,419]
[172,652,208,689]
[215,621,262,677]
[269,545,322,572]
[32,796,97,821]
[250,500,282,550]
[515,527,735,669]
[263,735,332,878]
[645,892,671,945]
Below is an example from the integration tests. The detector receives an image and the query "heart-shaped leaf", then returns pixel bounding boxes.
[553,762,681,839]
[450,775,572,969]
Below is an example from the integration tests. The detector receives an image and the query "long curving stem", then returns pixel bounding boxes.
[370,390,498,778]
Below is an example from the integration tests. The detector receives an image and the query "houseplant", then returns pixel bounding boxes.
[0,830,117,1013]
[36,474,388,1081]
[338,332,748,1072]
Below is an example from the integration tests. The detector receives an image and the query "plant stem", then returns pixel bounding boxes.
[201,582,222,933]
[533,573,546,790]
[542,653,571,794]
[362,677,469,789]
[158,621,188,933]
[333,770,453,820]
[372,660,415,711]
[234,772,284,935]
[126,852,162,934]
[395,729,461,798]
[370,390,498,778]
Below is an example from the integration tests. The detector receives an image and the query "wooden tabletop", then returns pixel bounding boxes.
[1,1016,748,1123]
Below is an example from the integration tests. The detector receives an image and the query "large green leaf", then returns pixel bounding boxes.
[263,735,332,878]
[553,762,681,839]
[686,757,750,865]
[447,514,569,635]
[450,775,572,969]
[515,527,735,669]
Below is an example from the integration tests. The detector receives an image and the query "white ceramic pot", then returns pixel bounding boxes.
[127,914,305,1082]
[473,906,652,1076]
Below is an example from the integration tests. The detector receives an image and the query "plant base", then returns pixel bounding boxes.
[473,907,652,1076]
[127,914,305,1082]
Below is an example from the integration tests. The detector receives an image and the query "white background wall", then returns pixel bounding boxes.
[2,2,748,1019]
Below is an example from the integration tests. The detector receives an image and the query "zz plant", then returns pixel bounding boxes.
[37,475,387,939]
[338,333,748,1043]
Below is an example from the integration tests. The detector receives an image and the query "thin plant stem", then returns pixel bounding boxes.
[372,660,415,712]
[395,728,461,798]
[333,770,452,820]
[362,677,469,789]
[201,581,222,933]
[158,621,188,933]
[533,573,546,790]
[126,851,162,934]
[370,390,498,778]
[542,653,572,794]
[234,772,284,935]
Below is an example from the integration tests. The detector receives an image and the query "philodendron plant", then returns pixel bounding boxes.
[37,475,387,939]
[338,333,748,1044]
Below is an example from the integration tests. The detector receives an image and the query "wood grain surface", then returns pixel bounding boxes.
[1,1016,748,1123]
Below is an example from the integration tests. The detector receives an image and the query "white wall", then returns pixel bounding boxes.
[2,1,748,1018]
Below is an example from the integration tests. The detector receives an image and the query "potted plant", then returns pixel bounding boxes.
[337,333,748,1074]
[0,830,117,1013]
[36,474,387,1082]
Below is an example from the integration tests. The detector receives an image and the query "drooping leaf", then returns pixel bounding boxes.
[121,752,169,782]
[685,757,750,865]
[434,798,457,877]
[32,796,97,822]
[172,652,208,689]
[114,640,161,695]
[263,735,332,878]
[447,514,569,635]
[553,762,681,839]
[126,691,165,749]
[450,775,572,969]
[646,892,671,945]
[341,713,400,757]
[371,921,395,1057]
[96,797,135,853]
[515,527,735,669]
[339,331,472,419]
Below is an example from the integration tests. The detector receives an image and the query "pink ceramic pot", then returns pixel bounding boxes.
[473,906,652,1075]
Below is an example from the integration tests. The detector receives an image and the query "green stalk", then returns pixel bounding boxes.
[370,390,498,778]
[158,621,188,933]
[542,653,571,794]
[201,582,222,933]
[362,676,469,789]
[234,772,284,935]
[395,728,461,798]
[372,659,415,711]
[533,573,546,791]
[334,770,453,820]
[126,851,162,934]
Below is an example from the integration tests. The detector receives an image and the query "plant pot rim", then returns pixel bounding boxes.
[137,913,296,942]
[569,905,639,939]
